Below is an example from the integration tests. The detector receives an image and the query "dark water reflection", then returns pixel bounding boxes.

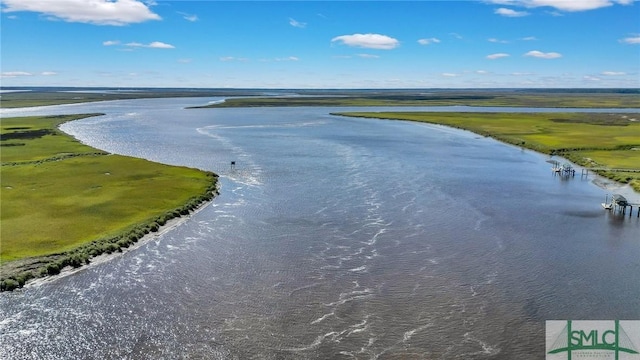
[1,99,639,359]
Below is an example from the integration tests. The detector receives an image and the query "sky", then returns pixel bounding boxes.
[1,0,639,89]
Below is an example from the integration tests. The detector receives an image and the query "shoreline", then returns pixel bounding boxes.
[22,195,216,290]
[333,112,640,196]
[1,113,220,291]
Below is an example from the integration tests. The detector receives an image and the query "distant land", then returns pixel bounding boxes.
[1,87,639,109]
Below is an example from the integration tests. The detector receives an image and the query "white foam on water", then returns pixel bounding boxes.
[205,120,327,130]
[402,322,434,342]
[283,334,326,352]
[310,311,335,325]
[462,331,501,356]
[288,282,322,297]
[348,266,368,272]
[196,125,263,186]
[324,288,375,307]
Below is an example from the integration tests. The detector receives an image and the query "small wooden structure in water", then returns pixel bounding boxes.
[602,194,640,217]
[547,159,575,177]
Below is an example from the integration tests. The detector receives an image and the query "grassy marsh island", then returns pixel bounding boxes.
[195,89,640,109]
[0,88,267,108]
[334,111,640,192]
[2,88,639,109]
[1,114,218,291]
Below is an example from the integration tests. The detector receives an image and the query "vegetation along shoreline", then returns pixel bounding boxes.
[0,114,219,291]
[332,111,640,193]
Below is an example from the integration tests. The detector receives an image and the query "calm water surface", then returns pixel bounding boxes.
[1,98,639,359]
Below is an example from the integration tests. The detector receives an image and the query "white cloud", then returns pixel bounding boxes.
[275,56,299,61]
[488,0,636,12]
[488,38,509,43]
[1,0,161,25]
[476,70,490,74]
[177,59,192,64]
[125,41,175,49]
[0,71,32,77]
[602,71,626,75]
[521,36,538,41]
[584,75,601,81]
[487,53,510,59]
[441,73,459,77]
[148,41,174,49]
[418,38,441,45]
[529,0,607,11]
[220,56,248,62]
[331,33,400,50]
[529,0,635,11]
[358,54,380,58]
[103,40,120,46]
[524,50,562,58]
[495,7,530,16]
[289,18,306,28]
[257,56,299,62]
[41,71,57,76]
[620,35,640,44]
[178,12,198,22]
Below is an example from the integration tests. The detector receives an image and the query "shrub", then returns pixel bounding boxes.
[1,279,19,292]
[88,246,101,257]
[104,243,118,254]
[117,238,131,248]
[68,253,88,268]
[15,272,34,287]
[46,262,61,275]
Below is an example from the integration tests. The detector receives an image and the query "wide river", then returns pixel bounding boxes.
[1,98,639,359]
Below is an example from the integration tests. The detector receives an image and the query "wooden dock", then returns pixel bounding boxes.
[602,194,640,217]
[547,160,576,177]
[546,159,639,217]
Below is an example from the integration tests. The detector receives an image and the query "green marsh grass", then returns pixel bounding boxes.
[1,114,217,290]
[1,114,106,162]
[200,92,640,109]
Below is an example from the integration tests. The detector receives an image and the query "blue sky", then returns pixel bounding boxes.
[1,0,639,88]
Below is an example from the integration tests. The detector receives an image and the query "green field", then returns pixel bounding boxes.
[1,114,218,290]
[335,111,640,192]
[199,91,640,109]
[0,89,262,108]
